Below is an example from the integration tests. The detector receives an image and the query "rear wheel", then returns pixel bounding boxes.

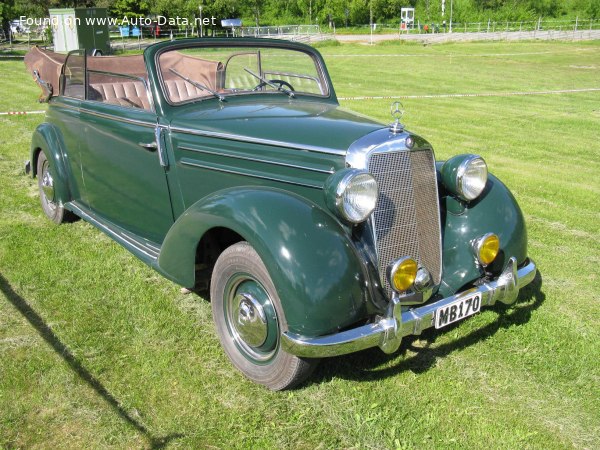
[211,241,318,390]
[37,151,73,224]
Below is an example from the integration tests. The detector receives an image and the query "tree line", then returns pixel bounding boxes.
[3,0,600,34]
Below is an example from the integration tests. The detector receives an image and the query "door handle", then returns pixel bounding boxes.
[138,142,157,151]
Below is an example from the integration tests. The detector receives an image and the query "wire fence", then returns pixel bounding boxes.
[333,17,600,35]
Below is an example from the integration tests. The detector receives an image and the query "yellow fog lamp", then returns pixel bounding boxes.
[473,233,500,267]
[387,257,418,293]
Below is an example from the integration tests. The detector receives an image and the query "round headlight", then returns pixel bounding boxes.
[441,154,488,202]
[387,257,418,293]
[473,233,500,267]
[325,169,378,224]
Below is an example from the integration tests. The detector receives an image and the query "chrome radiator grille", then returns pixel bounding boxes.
[367,149,442,296]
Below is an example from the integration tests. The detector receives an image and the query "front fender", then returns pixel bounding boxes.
[30,123,71,204]
[158,187,371,336]
[440,172,528,297]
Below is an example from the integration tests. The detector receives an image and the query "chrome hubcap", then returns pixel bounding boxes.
[41,163,55,202]
[225,277,279,363]
[232,293,268,347]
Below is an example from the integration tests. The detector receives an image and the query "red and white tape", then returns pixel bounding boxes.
[0,110,46,116]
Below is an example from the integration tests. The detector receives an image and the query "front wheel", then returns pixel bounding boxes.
[210,242,318,390]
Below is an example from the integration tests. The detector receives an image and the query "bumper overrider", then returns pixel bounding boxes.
[281,257,537,358]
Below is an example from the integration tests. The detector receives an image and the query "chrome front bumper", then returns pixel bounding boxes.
[281,257,537,358]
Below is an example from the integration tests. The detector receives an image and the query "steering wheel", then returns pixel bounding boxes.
[252,79,295,92]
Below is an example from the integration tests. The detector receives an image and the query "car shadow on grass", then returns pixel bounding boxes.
[309,271,545,385]
[0,272,183,449]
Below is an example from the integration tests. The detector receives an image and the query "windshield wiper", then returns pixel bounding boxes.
[169,68,225,102]
[244,68,295,98]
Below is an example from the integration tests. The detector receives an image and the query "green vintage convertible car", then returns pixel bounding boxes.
[25,38,536,390]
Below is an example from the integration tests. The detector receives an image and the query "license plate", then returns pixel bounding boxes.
[434,293,481,329]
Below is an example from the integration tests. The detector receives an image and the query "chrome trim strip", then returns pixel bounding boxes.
[281,258,537,358]
[67,202,160,260]
[179,159,323,189]
[79,108,156,128]
[178,145,334,174]
[171,126,346,156]
[55,103,80,113]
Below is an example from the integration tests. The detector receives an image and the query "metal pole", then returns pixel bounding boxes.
[370,2,373,45]
[199,5,203,37]
[449,0,453,33]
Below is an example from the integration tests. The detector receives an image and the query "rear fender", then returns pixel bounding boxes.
[158,187,371,336]
[30,123,71,204]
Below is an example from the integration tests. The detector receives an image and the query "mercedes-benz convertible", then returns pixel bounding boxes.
[24,38,536,390]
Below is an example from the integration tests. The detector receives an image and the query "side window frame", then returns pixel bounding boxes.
[60,49,87,100]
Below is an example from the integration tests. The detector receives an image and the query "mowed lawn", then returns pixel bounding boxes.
[0,40,598,449]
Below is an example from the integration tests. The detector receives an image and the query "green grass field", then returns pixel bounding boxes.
[1,40,599,449]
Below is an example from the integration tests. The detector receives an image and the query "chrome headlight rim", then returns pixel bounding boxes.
[472,232,500,267]
[441,154,488,203]
[456,154,488,201]
[325,169,379,224]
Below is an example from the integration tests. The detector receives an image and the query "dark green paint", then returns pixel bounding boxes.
[439,153,469,197]
[168,98,382,154]
[158,187,371,336]
[438,171,528,297]
[30,123,71,204]
[78,104,173,243]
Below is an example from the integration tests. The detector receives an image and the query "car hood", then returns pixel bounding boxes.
[168,99,385,154]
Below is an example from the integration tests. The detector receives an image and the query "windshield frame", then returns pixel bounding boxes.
[154,39,332,107]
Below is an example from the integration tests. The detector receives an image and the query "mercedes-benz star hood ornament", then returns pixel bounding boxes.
[389,101,405,134]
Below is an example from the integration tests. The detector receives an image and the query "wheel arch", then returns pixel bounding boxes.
[30,123,71,204]
[157,186,372,336]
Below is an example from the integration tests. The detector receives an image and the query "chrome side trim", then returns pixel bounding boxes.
[281,257,537,358]
[79,108,156,128]
[171,126,346,156]
[66,201,160,260]
[56,103,80,113]
[179,159,322,189]
[179,145,335,174]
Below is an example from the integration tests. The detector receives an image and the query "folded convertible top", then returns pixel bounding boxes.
[24,46,66,102]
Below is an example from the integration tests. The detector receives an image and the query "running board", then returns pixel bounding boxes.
[66,201,161,265]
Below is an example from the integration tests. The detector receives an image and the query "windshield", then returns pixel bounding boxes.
[157,45,328,104]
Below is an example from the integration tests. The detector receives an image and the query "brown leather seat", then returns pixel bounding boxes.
[89,81,151,110]
[163,79,206,102]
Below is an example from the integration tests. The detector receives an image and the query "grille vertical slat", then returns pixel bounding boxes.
[367,149,442,296]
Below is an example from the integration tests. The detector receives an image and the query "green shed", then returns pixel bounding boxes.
[49,8,110,55]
